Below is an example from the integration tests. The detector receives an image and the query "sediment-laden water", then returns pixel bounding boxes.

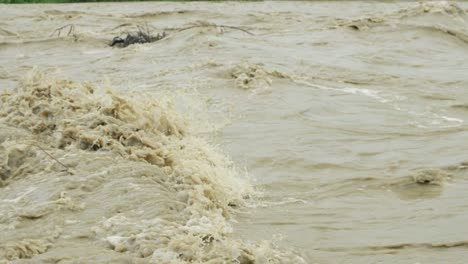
[1,1,468,263]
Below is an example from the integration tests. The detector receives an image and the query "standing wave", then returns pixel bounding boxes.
[0,70,304,263]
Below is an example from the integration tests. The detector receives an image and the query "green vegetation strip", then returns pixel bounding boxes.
[1,0,191,3]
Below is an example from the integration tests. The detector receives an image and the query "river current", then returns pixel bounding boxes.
[1,1,468,263]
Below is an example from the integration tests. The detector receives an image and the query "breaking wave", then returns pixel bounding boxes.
[0,70,305,263]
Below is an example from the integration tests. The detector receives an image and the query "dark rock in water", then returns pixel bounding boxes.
[110,27,166,48]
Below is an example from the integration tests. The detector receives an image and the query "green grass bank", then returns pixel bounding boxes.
[1,0,194,3]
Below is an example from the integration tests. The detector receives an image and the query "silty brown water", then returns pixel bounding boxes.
[1,1,468,263]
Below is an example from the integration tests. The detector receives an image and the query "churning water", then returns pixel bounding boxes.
[1,1,468,263]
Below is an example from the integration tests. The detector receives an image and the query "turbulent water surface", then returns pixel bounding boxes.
[1,1,468,263]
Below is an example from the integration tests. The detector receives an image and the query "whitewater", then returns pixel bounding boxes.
[1,1,468,263]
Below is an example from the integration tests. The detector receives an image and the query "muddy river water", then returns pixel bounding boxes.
[1,1,468,263]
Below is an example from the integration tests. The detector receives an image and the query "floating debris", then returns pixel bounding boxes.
[110,25,166,48]
[50,24,75,38]
[178,21,254,35]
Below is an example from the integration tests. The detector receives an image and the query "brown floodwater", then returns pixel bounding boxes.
[1,1,468,263]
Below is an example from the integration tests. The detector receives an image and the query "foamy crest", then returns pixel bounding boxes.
[0,70,304,263]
